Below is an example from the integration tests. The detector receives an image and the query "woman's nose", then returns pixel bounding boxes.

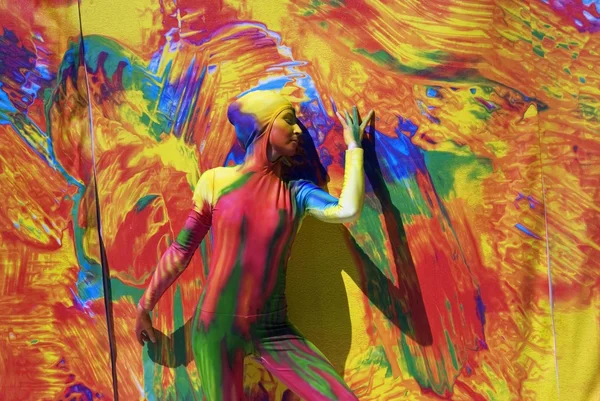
[293,124,302,134]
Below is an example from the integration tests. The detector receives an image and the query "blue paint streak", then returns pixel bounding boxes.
[397,116,419,137]
[174,63,206,137]
[426,87,439,98]
[250,76,294,92]
[64,383,97,400]
[515,223,542,239]
[0,83,19,120]
[475,290,486,326]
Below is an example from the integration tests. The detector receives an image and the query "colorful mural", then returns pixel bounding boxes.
[1,0,599,400]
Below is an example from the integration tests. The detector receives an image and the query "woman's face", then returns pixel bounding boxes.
[269,109,302,158]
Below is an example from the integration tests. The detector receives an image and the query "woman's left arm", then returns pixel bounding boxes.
[299,106,373,224]
[301,147,364,223]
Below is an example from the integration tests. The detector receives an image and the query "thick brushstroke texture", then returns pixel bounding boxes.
[0,3,115,400]
[1,0,599,400]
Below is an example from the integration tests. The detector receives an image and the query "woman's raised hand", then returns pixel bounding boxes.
[336,106,374,149]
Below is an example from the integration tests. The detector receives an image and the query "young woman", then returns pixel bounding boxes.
[135,90,373,401]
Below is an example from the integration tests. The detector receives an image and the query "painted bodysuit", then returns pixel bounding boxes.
[139,91,363,401]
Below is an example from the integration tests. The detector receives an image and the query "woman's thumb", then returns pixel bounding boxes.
[146,327,157,343]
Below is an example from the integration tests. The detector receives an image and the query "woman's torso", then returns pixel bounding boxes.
[197,165,303,317]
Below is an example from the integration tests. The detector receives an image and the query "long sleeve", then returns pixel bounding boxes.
[138,170,215,311]
[294,148,365,223]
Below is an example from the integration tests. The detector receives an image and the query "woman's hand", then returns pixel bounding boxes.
[336,106,374,149]
[135,304,156,345]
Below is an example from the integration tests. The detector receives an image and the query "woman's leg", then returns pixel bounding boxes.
[253,313,359,401]
[192,309,249,401]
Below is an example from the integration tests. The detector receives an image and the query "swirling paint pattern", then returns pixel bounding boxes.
[1,0,599,400]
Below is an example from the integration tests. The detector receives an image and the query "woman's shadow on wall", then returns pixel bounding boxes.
[285,118,433,374]
[144,117,433,375]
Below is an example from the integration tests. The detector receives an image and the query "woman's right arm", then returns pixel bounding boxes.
[137,169,215,313]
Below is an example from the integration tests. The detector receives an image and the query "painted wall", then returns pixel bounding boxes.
[1,0,599,400]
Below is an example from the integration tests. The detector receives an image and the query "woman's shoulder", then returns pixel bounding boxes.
[205,165,243,182]
[289,178,319,190]
[197,165,249,201]
[289,179,322,202]
[198,165,240,181]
